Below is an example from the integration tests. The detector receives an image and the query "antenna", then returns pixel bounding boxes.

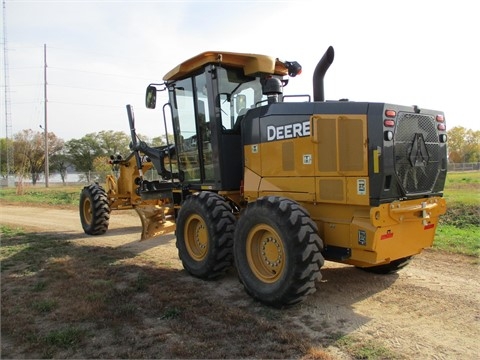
[2,0,14,187]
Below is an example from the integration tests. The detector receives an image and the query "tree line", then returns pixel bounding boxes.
[445,127,480,163]
[0,126,479,185]
[0,130,169,185]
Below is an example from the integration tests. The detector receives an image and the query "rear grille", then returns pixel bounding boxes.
[393,113,439,195]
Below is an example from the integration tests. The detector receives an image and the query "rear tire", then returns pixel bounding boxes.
[357,256,412,274]
[234,196,324,307]
[79,183,110,235]
[176,192,235,279]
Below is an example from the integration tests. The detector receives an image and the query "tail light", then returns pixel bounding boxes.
[384,109,396,140]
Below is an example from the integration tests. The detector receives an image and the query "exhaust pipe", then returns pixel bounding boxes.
[313,46,335,102]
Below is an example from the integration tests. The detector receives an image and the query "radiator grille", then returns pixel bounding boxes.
[394,113,439,194]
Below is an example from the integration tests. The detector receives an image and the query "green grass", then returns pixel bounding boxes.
[31,299,58,313]
[438,171,480,257]
[336,335,400,360]
[0,227,72,273]
[0,185,82,206]
[443,189,479,206]
[445,171,480,185]
[443,171,480,205]
[0,225,25,237]
[435,225,479,257]
[43,327,86,348]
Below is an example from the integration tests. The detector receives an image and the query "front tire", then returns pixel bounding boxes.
[234,196,324,307]
[79,183,110,235]
[176,192,235,279]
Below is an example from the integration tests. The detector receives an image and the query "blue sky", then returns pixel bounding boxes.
[2,0,479,141]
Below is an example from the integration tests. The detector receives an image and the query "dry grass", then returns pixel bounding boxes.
[1,229,338,359]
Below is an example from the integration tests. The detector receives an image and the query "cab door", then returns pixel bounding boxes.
[171,74,214,185]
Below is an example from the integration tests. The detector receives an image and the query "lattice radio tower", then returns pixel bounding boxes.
[2,0,14,186]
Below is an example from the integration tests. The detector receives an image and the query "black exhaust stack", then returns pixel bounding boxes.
[313,46,335,102]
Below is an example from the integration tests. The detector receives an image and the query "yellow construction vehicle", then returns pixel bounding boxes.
[80,46,447,307]
[79,149,176,241]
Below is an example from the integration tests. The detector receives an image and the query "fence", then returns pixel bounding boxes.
[0,168,163,188]
[1,163,479,188]
[447,163,480,172]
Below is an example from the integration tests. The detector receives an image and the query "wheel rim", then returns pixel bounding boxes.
[184,214,209,261]
[82,198,93,224]
[246,224,285,283]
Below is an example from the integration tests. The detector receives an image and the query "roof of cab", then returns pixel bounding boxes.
[163,51,289,81]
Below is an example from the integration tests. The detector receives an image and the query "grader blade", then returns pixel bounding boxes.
[134,205,176,240]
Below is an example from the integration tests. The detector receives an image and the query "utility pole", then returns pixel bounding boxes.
[44,43,49,187]
[2,0,14,187]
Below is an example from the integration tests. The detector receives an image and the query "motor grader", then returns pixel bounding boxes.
[80,46,447,307]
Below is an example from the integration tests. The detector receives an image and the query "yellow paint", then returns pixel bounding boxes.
[163,51,289,81]
[310,114,368,176]
[373,149,380,173]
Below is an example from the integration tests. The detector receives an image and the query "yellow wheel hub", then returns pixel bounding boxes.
[82,198,92,224]
[246,224,285,283]
[184,214,209,261]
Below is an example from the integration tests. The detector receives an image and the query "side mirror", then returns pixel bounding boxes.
[145,85,157,109]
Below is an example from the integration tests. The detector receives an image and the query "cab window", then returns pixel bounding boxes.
[216,68,264,130]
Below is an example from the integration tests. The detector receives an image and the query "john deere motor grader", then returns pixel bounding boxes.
[80,46,447,307]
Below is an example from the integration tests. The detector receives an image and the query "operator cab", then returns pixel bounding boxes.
[146,51,299,192]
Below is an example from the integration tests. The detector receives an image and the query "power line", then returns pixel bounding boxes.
[8,66,43,70]
[48,83,142,95]
[50,66,152,80]
[49,101,124,108]
[9,83,43,87]
[45,44,167,67]
[10,100,43,104]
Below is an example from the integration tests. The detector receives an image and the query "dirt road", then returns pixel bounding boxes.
[1,203,479,359]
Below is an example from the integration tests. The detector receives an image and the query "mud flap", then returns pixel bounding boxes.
[134,205,176,240]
